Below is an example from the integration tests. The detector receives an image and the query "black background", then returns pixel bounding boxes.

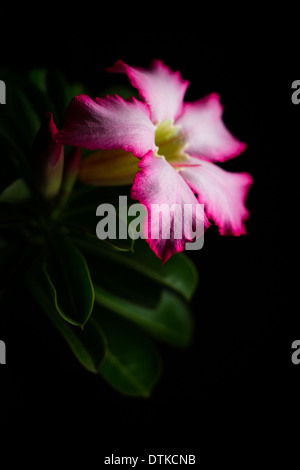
[0,23,297,463]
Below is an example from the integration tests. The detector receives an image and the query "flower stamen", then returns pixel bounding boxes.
[155,120,188,164]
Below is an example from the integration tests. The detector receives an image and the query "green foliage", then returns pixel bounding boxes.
[44,233,95,328]
[0,68,199,397]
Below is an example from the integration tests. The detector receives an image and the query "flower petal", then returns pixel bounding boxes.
[57,94,156,158]
[176,93,247,162]
[131,151,208,263]
[108,60,189,125]
[179,158,253,236]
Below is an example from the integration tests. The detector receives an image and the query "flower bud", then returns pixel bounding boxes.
[57,146,82,207]
[31,112,64,200]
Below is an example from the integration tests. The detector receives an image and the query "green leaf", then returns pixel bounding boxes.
[0,178,31,204]
[94,309,162,397]
[62,206,134,252]
[82,235,193,347]
[26,272,106,373]
[25,76,57,122]
[0,131,21,191]
[71,233,198,301]
[46,70,87,129]
[28,69,48,93]
[3,73,41,147]
[0,201,34,224]
[93,283,193,348]
[27,271,161,395]
[44,233,94,328]
[14,87,41,143]
[0,112,28,162]
[0,241,38,310]
[130,240,198,301]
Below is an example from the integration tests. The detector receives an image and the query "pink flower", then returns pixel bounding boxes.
[56,60,253,263]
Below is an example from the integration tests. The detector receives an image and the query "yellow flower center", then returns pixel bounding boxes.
[154,120,187,164]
